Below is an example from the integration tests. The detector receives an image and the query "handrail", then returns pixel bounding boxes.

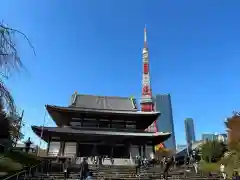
[3,160,49,180]
[2,169,27,180]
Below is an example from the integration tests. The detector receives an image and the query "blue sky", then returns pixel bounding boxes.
[1,0,240,147]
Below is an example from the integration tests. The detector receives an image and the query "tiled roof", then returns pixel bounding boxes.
[70,94,137,111]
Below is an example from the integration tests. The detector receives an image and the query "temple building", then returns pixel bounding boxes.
[32,93,170,164]
[225,113,240,144]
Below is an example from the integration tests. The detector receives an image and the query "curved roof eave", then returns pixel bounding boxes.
[46,105,160,129]
[46,105,160,116]
[32,125,170,137]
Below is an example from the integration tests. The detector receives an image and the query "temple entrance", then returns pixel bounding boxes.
[113,145,129,158]
[78,143,93,157]
[77,143,130,158]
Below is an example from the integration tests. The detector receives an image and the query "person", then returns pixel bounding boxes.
[135,156,141,177]
[63,158,71,180]
[25,137,32,153]
[161,156,166,169]
[172,156,176,169]
[80,157,89,180]
[184,155,188,166]
[99,156,103,166]
[110,157,114,165]
[220,164,226,179]
[163,157,173,180]
[150,153,156,167]
[192,155,198,174]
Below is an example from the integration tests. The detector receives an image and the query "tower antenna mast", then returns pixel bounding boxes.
[140,25,157,132]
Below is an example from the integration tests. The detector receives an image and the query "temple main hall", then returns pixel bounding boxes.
[32,92,171,164]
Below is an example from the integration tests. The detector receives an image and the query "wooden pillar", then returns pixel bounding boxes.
[46,136,51,156]
[111,146,114,158]
[129,144,131,159]
[60,141,65,156]
[143,144,146,158]
[152,144,155,154]
[138,145,142,157]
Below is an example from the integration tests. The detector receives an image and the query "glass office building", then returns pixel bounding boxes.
[202,133,216,142]
[185,118,196,147]
[154,94,176,151]
[202,133,227,143]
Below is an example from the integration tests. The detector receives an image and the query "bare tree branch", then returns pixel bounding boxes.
[0,22,35,79]
[0,24,36,56]
[0,22,36,114]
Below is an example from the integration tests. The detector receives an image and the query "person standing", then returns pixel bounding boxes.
[25,137,32,153]
[63,158,71,180]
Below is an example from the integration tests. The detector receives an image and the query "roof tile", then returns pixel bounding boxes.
[70,94,137,111]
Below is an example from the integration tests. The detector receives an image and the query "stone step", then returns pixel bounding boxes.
[18,173,221,180]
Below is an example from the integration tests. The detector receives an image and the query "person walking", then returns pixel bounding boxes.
[80,157,89,180]
[163,157,173,180]
[220,164,226,179]
[193,160,198,174]
[135,156,141,177]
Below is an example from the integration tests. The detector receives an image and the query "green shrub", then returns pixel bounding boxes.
[4,151,41,166]
[201,140,226,163]
[199,161,220,173]
[0,151,42,176]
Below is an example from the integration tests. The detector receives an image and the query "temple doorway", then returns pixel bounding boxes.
[77,143,130,158]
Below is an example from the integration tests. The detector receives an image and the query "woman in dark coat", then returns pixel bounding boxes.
[80,157,89,179]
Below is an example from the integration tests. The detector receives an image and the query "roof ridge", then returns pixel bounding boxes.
[76,94,134,100]
[70,106,138,112]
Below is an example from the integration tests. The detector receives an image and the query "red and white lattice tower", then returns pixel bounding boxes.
[140,25,158,132]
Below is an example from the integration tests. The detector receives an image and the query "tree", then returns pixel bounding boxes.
[0,96,24,149]
[0,22,35,112]
[0,97,10,140]
[201,140,226,163]
[8,111,25,146]
[0,22,34,144]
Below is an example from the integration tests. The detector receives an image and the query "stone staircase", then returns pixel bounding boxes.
[14,163,222,180]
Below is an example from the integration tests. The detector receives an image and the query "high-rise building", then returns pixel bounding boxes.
[185,118,196,147]
[202,133,216,142]
[140,26,157,133]
[155,94,176,150]
[202,133,227,143]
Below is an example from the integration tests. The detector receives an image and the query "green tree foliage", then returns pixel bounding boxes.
[0,97,24,147]
[222,140,240,172]
[8,113,25,145]
[201,140,226,163]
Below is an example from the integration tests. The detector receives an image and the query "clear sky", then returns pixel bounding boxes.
[1,0,240,147]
